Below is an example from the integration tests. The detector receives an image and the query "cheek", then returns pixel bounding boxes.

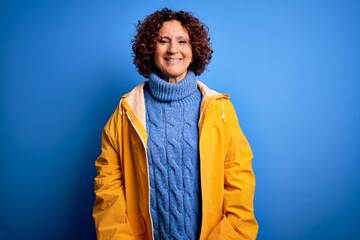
[187,47,193,62]
[155,46,167,59]
[188,51,193,63]
[154,49,160,61]
[154,49,163,67]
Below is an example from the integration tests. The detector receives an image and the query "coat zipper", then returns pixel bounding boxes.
[125,111,154,239]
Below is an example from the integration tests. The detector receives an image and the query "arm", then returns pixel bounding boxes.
[92,107,134,239]
[209,100,258,240]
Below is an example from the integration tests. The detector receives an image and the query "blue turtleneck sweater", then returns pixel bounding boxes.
[144,71,202,239]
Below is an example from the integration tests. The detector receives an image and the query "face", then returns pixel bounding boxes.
[154,20,193,83]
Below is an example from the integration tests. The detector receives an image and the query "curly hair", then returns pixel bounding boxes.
[132,8,213,78]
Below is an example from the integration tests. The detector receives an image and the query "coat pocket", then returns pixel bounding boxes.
[208,214,239,240]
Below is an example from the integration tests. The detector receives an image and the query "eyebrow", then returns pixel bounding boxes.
[159,36,189,40]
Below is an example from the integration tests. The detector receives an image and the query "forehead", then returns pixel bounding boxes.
[159,20,189,37]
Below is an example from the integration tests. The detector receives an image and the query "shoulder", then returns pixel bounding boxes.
[197,80,232,108]
[121,82,147,101]
[197,81,228,99]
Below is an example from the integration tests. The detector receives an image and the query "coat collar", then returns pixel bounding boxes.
[120,80,229,129]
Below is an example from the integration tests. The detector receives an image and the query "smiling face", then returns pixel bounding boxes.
[154,20,193,83]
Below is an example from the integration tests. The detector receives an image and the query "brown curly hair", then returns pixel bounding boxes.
[132,8,213,78]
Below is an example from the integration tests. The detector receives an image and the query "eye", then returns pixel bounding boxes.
[158,38,170,45]
[178,40,189,45]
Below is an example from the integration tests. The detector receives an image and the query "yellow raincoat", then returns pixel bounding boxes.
[93,81,258,239]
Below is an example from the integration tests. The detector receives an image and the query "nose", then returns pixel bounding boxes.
[167,42,179,54]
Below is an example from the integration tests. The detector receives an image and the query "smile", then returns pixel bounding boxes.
[165,58,182,63]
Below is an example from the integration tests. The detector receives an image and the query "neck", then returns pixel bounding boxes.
[163,72,188,83]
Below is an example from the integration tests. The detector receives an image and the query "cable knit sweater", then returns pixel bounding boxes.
[144,71,202,239]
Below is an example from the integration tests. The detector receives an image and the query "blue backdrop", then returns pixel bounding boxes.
[1,1,359,239]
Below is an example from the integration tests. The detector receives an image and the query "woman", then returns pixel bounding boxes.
[93,8,258,240]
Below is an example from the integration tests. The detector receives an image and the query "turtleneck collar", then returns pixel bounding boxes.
[148,71,198,101]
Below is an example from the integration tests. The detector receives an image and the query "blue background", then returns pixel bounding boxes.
[1,0,359,239]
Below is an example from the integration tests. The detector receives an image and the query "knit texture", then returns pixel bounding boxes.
[144,71,202,240]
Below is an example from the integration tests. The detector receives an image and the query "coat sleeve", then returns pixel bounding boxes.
[92,107,135,240]
[209,100,258,240]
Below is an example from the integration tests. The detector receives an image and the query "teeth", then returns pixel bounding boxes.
[166,58,181,62]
